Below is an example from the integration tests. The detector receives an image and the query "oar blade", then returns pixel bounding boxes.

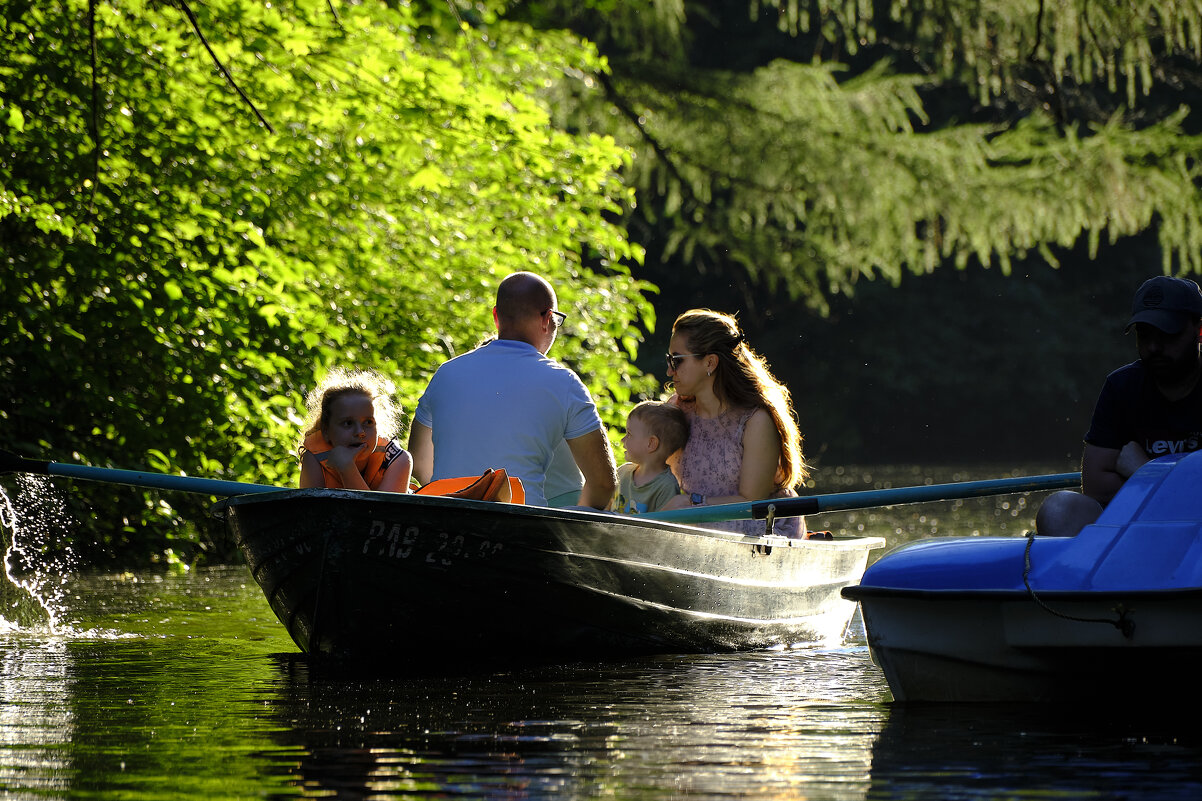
[1,448,283,496]
[0,449,50,476]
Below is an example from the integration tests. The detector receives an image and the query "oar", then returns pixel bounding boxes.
[0,448,284,497]
[643,471,1082,524]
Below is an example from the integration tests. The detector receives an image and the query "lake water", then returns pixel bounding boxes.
[2,465,1201,799]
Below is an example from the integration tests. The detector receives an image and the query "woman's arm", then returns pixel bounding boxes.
[730,409,782,503]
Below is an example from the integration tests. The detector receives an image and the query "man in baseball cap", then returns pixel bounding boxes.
[1125,275,1202,333]
[1037,275,1202,536]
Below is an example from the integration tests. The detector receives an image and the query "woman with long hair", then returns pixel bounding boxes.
[661,309,807,537]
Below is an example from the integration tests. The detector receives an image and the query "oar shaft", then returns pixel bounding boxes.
[5,451,282,496]
[645,472,1082,524]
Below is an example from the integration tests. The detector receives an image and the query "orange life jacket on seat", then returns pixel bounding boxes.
[416,468,525,504]
[302,432,402,490]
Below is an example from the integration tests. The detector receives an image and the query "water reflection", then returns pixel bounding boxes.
[59,637,298,799]
[0,641,73,794]
[867,703,1202,799]
[268,647,890,799]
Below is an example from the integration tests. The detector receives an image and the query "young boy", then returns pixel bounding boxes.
[611,400,689,514]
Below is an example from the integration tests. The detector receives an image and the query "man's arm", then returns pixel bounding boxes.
[1081,442,1126,506]
[566,429,617,509]
[1115,440,1152,480]
[408,421,434,485]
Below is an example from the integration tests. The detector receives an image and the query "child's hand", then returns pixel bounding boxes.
[325,442,366,474]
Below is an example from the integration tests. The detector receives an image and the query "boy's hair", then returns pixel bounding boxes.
[629,401,689,457]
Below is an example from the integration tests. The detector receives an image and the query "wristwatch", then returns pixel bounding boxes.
[690,492,705,506]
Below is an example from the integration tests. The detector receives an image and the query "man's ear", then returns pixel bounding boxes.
[492,306,500,329]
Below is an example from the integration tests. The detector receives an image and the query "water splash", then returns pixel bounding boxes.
[0,475,78,631]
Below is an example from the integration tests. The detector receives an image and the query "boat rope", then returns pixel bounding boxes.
[1022,532,1135,639]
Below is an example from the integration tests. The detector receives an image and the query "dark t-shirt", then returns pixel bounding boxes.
[1085,360,1202,456]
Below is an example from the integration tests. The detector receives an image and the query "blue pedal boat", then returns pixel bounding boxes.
[842,451,1202,703]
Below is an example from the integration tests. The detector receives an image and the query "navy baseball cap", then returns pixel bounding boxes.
[1126,276,1202,333]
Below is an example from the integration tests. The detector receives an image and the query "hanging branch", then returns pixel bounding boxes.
[443,0,480,77]
[87,0,100,210]
[596,70,691,195]
[1027,0,1045,62]
[175,0,275,133]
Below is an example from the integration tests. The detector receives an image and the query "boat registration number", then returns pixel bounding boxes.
[364,520,505,565]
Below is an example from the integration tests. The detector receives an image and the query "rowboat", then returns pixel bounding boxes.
[1,448,1081,673]
[842,450,1202,703]
[215,488,885,668]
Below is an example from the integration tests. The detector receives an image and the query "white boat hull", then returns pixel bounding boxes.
[857,590,1202,702]
[844,452,1202,703]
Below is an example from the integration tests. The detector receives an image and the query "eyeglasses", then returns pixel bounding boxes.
[666,352,706,370]
[546,309,567,329]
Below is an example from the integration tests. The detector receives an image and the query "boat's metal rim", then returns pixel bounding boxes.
[213,487,886,549]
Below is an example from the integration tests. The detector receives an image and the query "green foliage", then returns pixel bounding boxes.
[495,0,1202,465]
[8,0,1202,562]
[0,0,655,564]
[799,0,1202,106]
[512,0,1202,308]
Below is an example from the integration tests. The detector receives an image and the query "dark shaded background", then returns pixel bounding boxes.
[635,234,1157,466]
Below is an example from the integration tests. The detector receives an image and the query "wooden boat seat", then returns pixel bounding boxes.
[415,469,525,504]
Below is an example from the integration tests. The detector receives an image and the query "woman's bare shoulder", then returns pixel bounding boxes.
[742,407,780,440]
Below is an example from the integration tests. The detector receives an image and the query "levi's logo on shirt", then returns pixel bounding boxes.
[1145,433,1202,455]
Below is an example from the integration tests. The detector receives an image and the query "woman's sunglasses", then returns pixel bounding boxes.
[666,352,706,370]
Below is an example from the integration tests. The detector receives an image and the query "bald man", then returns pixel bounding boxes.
[409,272,617,509]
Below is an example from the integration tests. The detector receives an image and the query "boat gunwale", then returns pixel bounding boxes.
[215,486,886,551]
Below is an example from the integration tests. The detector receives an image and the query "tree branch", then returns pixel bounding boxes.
[1027,0,1045,62]
[88,0,100,210]
[175,0,275,133]
[597,70,692,198]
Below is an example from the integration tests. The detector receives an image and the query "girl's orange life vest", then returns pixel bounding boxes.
[302,432,403,490]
